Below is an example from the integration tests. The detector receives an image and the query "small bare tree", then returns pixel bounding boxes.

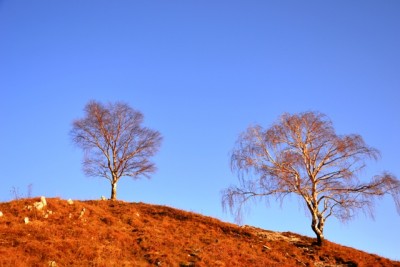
[222,111,400,245]
[71,101,162,200]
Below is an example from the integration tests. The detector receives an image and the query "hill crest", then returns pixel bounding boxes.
[0,197,398,266]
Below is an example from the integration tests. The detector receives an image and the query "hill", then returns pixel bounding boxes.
[0,197,398,267]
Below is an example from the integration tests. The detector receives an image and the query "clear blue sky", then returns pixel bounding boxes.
[1,0,399,261]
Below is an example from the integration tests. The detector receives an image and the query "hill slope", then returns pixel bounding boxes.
[0,197,398,267]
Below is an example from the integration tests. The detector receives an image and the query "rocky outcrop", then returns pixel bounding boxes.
[33,196,47,211]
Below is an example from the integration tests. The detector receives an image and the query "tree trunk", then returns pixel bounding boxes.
[316,232,324,246]
[311,216,325,246]
[110,182,117,200]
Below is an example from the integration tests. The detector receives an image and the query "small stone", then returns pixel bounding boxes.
[67,199,74,205]
[24,217,29,224]
[0,211,3,217]
[48,260,57,267]
[44,210,53,218]
[40,196,47,206]
[101,196,107,201]
[34,202,44,210]
[78,208,86,219]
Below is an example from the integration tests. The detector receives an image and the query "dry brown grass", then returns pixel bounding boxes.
[0,197,398,266]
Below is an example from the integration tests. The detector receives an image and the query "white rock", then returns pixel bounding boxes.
[33,196,47,210]
[67,199,74,205]
[0,211,3,217]
[78,208,86,219]
[24,217,29,224]
[43,210,53,219]
[40,196,47,206]
[101,196,107,201]
[34,202,45,210]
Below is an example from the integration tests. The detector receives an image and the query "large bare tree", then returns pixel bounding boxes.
[222,111,400,245]
[71,101,162,200]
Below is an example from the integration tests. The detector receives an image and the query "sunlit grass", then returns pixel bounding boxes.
[0,198,398,266]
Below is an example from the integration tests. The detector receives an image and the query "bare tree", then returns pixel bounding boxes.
[222,111,400,245]
[71,101,162,200]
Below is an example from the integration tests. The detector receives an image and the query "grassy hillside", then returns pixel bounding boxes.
[0,197,398,266]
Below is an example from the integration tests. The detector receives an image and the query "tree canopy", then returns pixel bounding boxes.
[71,100,162,200]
